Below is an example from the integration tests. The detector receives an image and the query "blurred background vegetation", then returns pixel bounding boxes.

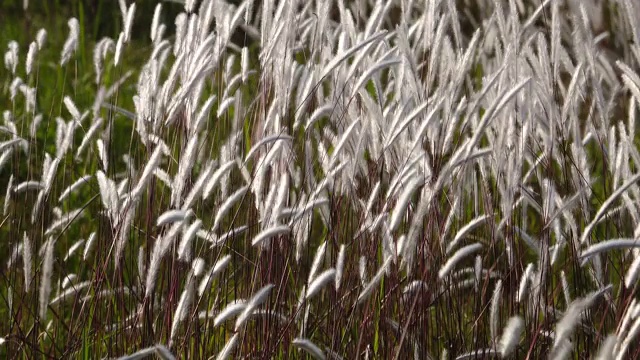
[0,0,261,267]
[0,0,254,114]
[2,0,179,41]
[0,0,173,258]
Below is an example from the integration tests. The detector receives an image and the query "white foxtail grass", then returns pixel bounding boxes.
[38,239,54,320]
[203,160,235,200]
[5,0,640,357]
[438,243,483,279]
[388,175,420,232]
[3,174,12,215]
[215,333,239,360]
[579,238,640,265]
[357,256,392,305]
[490,279,503,343]
[625,254,640,288]
[292,338,326,360]
[198,254,231,296]
[60,274,77,290]
[60,18,79,65]
[13,180,42,194]
[234,284,274,331]
[251,225,290,247]
[517,263,535,303]
[22,232,32,292]
[169,269,196,346]
[446,214,490,254]
[214,300,247,327]
[308,241,327,285]
[335,244,346,290]
[181,161,215,210]
[306,268,336,300]
[82,232,96,260]
[25,41,36,75]
[498,316,523,357]
[560,270,571,306]
[58,175,92,202]
[117,344,175,360]
[580,173,640,244]
[178,219,202,262]
[63,239,84,261]
[44,208,84,237]
[150,4,162,42]
[212,185,249,231]
[553,286,613,352]
[474,255,482,292]
[114,32,125,66]
[156,209,189,227]
[595,334,617,360]
[123,3,136,43]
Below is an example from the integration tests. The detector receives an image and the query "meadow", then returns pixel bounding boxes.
[2,0,640,358]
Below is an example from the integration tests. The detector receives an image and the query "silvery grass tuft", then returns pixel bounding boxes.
[3,0,640,358]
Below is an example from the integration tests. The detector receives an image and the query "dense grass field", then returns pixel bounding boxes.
[2,0,640,358]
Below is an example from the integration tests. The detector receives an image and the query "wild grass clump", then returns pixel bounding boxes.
[2,0,640,358]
